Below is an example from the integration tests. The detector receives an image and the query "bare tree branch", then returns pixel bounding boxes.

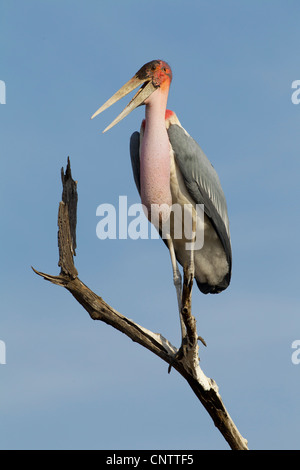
[33,158,248,451]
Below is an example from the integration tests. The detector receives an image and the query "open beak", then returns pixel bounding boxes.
[91,75,157,133]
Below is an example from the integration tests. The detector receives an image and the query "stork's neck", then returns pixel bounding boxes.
[140,87,172,223]
[144,86,169,125]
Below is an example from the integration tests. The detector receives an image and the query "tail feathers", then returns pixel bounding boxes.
[195,273,231,294]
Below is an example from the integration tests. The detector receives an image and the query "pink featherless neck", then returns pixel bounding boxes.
[139,85,173,226]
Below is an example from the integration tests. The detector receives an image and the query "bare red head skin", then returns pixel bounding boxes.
[135,60,172,89]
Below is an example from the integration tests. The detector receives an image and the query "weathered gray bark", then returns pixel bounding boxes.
[33,158,248,450]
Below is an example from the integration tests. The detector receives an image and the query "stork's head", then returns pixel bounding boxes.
[91,60,172,132]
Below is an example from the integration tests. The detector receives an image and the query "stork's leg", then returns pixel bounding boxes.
[166,236,186,340]
[187,211,196,283]
[184,212,206,347]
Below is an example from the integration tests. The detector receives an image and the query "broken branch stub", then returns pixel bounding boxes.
[57,157,78,278]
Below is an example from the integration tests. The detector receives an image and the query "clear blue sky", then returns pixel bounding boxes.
[1,0,300,450]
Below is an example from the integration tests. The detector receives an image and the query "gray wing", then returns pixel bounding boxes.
[130,126,232,292]
[167,124,232,279]
[130,131,141,195]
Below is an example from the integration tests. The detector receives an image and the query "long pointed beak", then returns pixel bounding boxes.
[91,75,157,133]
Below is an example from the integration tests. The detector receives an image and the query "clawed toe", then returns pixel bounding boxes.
[168,334,206,373]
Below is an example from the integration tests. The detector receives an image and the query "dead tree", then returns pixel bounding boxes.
[33,158,248,450]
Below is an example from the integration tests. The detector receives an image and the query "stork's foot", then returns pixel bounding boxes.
[167,334,206,373]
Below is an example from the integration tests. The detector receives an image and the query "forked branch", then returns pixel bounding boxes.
[33,158,248,450]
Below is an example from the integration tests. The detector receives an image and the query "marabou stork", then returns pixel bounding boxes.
[91,60,232,338]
